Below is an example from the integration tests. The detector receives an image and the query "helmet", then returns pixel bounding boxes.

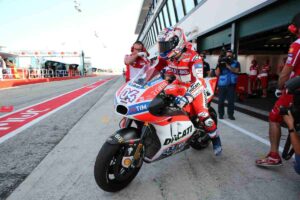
[157,27,187,60]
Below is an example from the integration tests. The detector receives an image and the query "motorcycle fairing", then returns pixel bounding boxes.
[144,121,195,162]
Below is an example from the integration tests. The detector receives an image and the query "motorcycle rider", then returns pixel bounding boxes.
[155,27,222,156]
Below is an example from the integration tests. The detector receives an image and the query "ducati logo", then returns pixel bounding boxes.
[164,126,193,145]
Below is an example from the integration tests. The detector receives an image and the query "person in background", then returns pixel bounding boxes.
[215,49,241,120]
[258,59,271,98]
[249,59,259,95]
[256,12,300,167]
[124,41,150,82]
[200,51,210,78]
[0,56,7,80]
[121,41,150,128]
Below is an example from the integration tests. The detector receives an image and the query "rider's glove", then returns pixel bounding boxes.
[175,95,189,108]
[137,52,147,58]
[275,89,282,98]
[184,92,194,103]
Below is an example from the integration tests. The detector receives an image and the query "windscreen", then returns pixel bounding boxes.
[131,63,161,87]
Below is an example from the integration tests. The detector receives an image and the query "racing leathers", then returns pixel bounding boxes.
[155,46,219,139]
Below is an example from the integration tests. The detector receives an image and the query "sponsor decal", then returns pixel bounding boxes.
[114,134,125,143]
[287,57,293,64]
[289,47,294,53]
[128,82,144,89]
[127,102,150,115]
[162,142,186,156]
[194,63,203,69]
[198,112,209,118]
[187,81,202,97]
[164,125,193,145]
[147,77,163,87]
[195,68,203,78]
[182,58,190,62]
[151,81,168,96]
[169,68,189,75]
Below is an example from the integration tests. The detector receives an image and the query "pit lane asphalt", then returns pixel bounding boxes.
[2,76,300,200]
[0,76,115,117]
[0,76,115,199]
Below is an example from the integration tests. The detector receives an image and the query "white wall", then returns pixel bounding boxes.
[146,0,270,56]
[178,0,269,41]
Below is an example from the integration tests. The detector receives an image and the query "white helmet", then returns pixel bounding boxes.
[157,27,187,60]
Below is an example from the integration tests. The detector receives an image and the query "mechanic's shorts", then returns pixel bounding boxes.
[269,94,293,123]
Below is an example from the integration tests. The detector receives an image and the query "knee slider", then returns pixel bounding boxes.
[203,117,215,127]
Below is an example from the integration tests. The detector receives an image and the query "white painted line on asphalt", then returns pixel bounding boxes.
[0,78,104,119]
[0,86,20,91]
[220,119,284,153]
[0,78,113,144]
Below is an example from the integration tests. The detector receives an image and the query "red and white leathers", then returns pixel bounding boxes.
[156,45,218,137]
[270,38,300,122]
[249,63,258,94]
[124,55,150,82]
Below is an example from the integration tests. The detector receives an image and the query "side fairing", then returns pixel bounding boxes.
[145,121,195,162]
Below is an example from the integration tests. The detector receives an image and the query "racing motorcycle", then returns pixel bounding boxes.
[94,64,218,192]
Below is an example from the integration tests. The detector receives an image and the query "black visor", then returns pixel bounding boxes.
[158,36,179,53]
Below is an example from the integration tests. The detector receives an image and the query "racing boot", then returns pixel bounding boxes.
[211,134,222,156]
[203,117,222,156]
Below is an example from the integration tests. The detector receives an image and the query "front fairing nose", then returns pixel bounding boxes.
[114,84,145,116]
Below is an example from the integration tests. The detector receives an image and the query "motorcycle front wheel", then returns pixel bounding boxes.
[94,142,143,192]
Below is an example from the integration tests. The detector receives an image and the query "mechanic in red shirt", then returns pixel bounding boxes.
[155,27,222,156]
[256,13,300,167]
[258,59,271,98]
[249,59,258,95]
[124,41,150,82]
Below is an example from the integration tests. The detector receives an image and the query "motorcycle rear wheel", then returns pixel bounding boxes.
[94,142,143,192]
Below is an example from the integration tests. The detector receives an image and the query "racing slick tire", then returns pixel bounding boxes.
[94,142,143,192]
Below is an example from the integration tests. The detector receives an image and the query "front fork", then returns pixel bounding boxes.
[121,120,149,168]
